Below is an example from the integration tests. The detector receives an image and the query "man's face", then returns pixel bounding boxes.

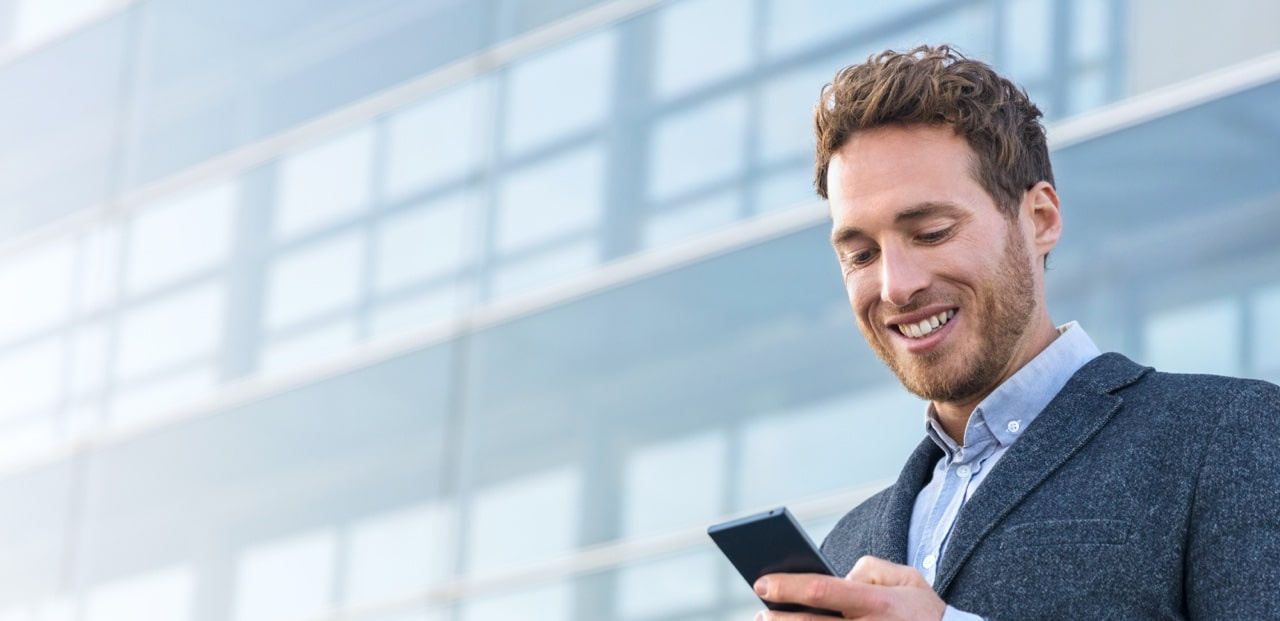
[827,125,1042,404]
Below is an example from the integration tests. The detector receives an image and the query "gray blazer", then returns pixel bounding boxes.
[821,353,1280,620]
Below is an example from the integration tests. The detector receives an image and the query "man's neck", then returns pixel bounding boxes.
[931,316,1061,445]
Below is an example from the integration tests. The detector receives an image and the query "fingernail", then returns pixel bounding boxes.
[753,577,769,596]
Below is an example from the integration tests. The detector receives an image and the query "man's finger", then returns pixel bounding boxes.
[846,555,930,587]
[754,573,888,616]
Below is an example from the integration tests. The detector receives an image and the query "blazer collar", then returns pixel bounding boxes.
[868,436,942,565]
[931,352,1151,595]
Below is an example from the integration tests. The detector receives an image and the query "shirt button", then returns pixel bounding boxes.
[922,554,937,569]
[956,464,972,478]
[1008,420,1021,433]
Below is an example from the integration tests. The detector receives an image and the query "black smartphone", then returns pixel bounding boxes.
[707,507,841,617]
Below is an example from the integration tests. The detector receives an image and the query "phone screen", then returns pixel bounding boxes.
[707,507,841,616]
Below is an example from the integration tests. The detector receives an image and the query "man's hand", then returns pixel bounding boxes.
[752,556,946,620]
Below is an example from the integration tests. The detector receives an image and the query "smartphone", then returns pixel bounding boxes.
[707,507,841,617]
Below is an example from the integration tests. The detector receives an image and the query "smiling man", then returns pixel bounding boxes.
[750,46,1280,620]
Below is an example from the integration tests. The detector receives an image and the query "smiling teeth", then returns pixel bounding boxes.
[898,309,956,339]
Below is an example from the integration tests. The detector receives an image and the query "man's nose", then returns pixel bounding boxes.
[879,246,931,307]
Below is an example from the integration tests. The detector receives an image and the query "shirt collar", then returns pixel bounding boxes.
[924,321,1102,459]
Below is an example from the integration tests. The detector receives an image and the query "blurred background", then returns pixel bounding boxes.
[0,0,1278,619]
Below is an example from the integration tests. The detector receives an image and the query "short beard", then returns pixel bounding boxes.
[867,222,1037,404]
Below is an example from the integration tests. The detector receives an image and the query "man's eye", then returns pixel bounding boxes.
[918,227,954,244]
[844,249,877,267]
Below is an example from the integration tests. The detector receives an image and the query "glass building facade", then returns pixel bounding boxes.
[0,0,1276,619]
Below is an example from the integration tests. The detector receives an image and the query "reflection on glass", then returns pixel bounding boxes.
[457,582,570,621]
[344,502,453,609]
[1071,0,1111,63]
[70,319,109,397]
[0,241,74,346]
[466,467,579,574]
[9,0,115,47]
[496,146,604,254]
[384,80,490,202]
[375,192,475,293]
[490,240,598,300]
[266,232,365,330]
[644,191,740,248]
[623,431,725,538]
[371,285,473,338]
[755,165,815,214]
[84,565,192,621]
[78,224,122,315]
[115,282,224,381]
[736,385,923,510]
[0,418,57,471]
[1145,297,1241,376]
[233,529,337,621]
[649,94,747,201]
[1000,0,1052,82]
[0,337,63,422]
[615,550,717,619]
[125,181,236,296]
[758,64,830,165]
[260,319,357,374]
[1253,283,1280,374]
[109,367,216,429]
[654,0,753,99]
[274,127,374,240]
[764,0,938,58]
[504,31,616,155]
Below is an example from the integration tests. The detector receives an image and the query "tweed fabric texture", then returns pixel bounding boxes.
[821,353,1280,620]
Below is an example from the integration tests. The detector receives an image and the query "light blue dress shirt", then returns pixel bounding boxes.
[908,322,1101,621]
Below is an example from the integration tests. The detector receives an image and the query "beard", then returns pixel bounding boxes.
[863,222,1038,404]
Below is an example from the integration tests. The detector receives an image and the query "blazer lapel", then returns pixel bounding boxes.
[868,437,943,565]
[933,353,1150,595]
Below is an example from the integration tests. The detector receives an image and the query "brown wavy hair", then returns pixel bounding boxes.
[813,45,1053,218]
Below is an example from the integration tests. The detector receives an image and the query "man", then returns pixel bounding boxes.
[751,45,1280,620]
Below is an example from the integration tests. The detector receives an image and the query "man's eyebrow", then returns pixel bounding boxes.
[830,202,964,247]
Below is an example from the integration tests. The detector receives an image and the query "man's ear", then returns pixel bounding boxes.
[1024,181,1061,260]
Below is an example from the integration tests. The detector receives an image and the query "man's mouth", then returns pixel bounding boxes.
[894,309,957,339]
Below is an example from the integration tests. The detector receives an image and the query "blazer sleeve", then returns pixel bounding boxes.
[1185,379,1280,619]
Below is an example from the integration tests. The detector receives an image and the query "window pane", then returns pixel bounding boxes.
[1254,283,1280,374]
[116,282,224,381]
[371,285,474,339]
[233,529,337,621]
[644,191,740,249]
[126,180,236,296]
[274,127,374,240]
[496,146,604,253]
[623,431,725,538]
[649,94,747,201]
[384,80,490,202]
[764,0,938,58]
[78,223,122,315]
[758,64,830,165]
[736,385,924,510]
[84,566,193,621]
[70,319,109,397]
[0,338,63,422]
[375,192,476,293]
[466,468,579,574]
[490,240,598,300]
[266,233,365,330]
[1000,0,1053,83]
[458,582,570,621]
[344,502,453,608]
[260,319,358,374]
[1072,0,1111,63]
[1145,297,1241,376]
[504,31,615,154]
[109,367,216,430]
[615,551,716,620]
[0,240,74,345]
[654,0,753,99]
[755,165,815,214]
